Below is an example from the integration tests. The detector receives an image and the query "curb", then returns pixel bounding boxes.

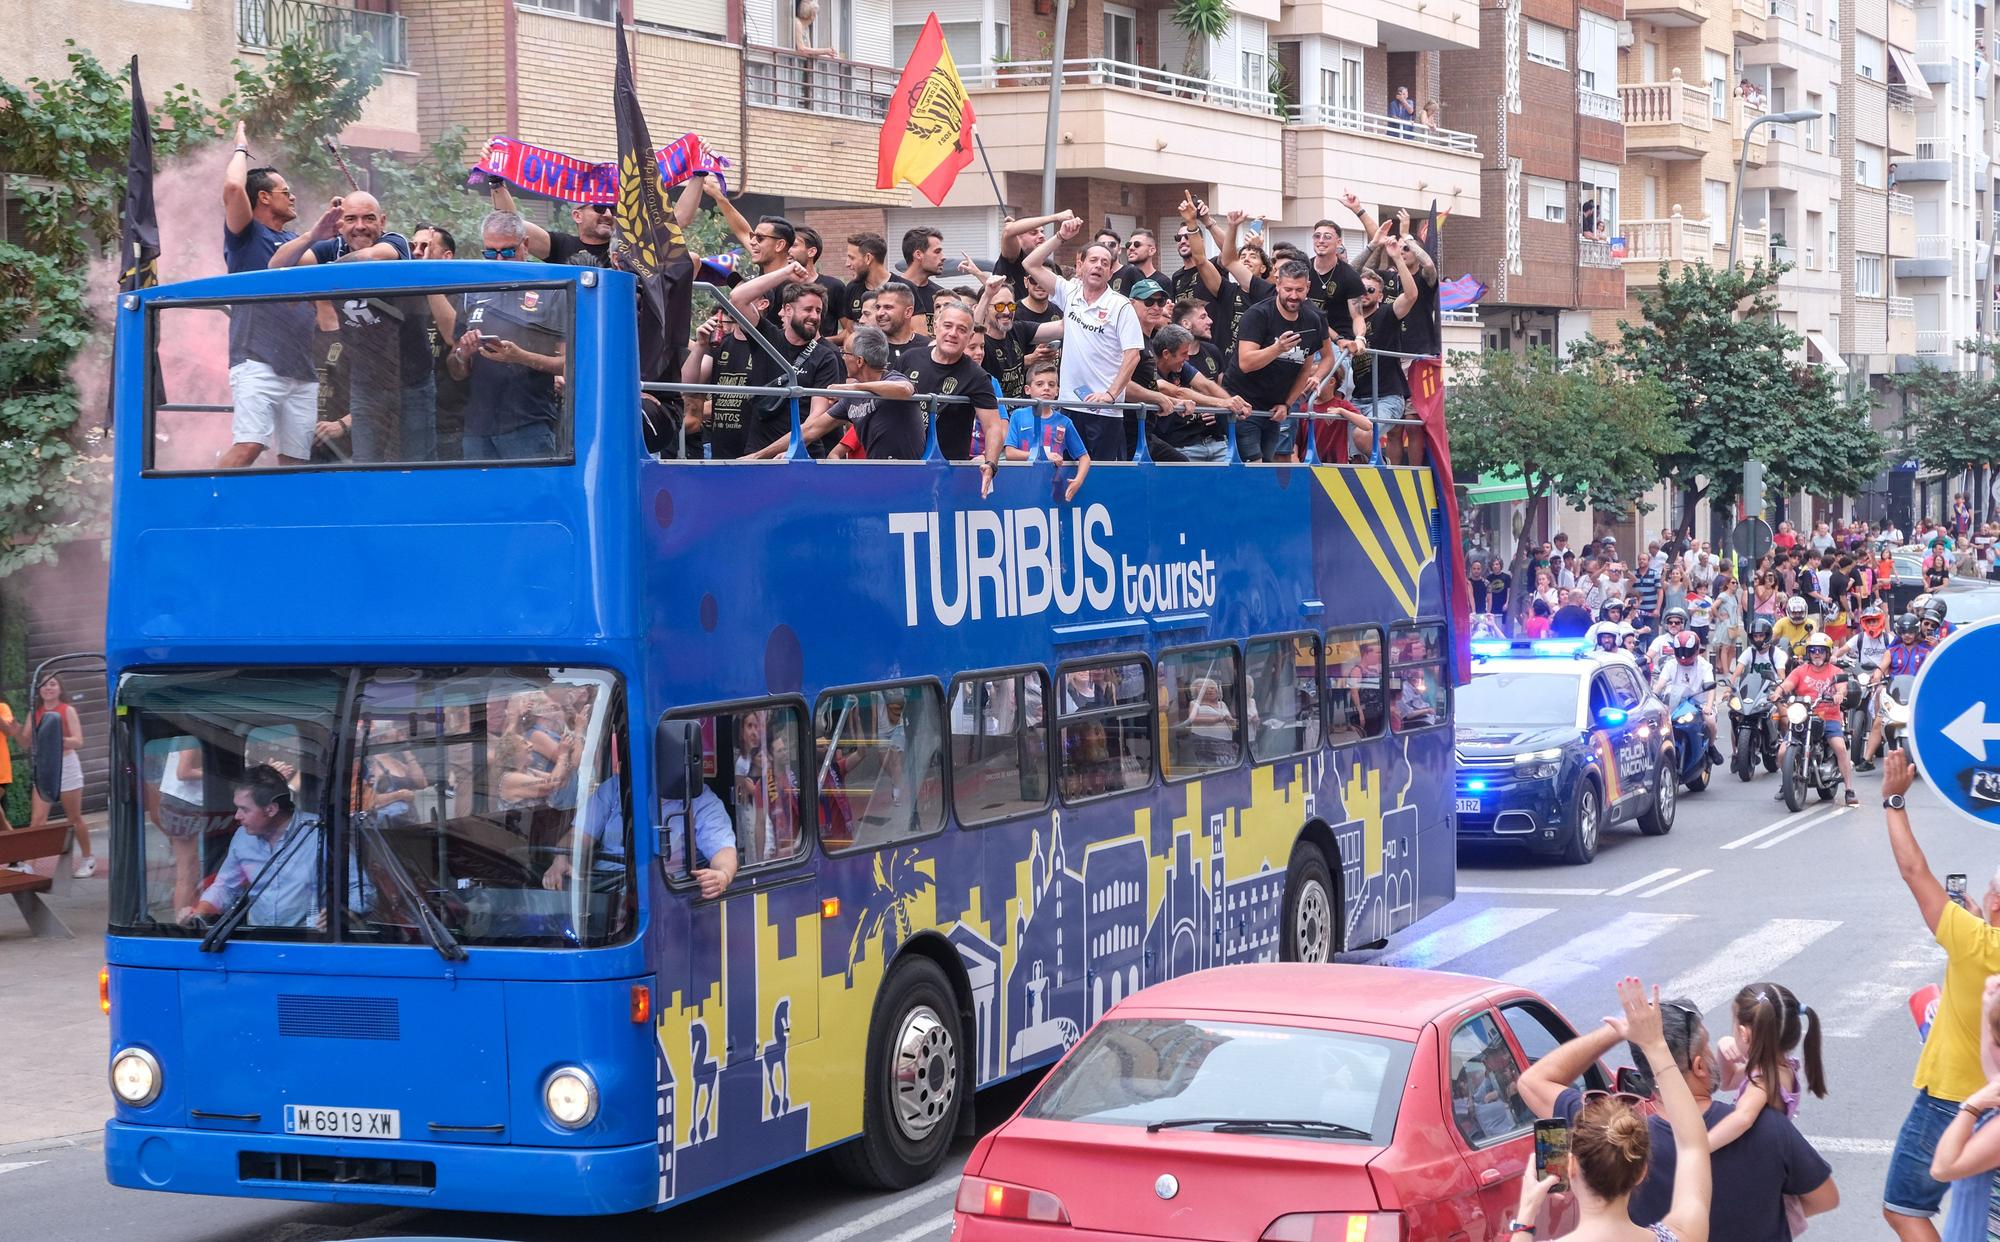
[0,1129,102,1159]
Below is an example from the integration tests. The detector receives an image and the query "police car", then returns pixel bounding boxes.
[1455,638,1677,865]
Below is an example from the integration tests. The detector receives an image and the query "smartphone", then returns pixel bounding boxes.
[1615,1065,1652,1097]
[1949,874,1969,906]
[1532,1118,1570,1193]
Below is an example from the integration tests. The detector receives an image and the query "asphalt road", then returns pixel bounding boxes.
[1,761,1978,1242]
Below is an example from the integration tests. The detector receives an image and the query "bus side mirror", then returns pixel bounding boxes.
[654,719,704,859]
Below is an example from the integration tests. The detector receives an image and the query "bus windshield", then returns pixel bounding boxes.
[113,666,631,948]
[147,282,574,472]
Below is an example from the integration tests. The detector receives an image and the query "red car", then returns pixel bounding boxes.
[952,963,1611,1241]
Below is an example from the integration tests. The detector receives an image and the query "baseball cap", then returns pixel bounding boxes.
[1131,277,1169,302]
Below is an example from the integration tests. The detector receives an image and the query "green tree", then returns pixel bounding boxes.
[1889,338,2000,487]
[1448,344,1686,618]
[1613,259,1887,509]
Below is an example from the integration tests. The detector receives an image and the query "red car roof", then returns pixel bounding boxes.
[1105,963,1521,1032]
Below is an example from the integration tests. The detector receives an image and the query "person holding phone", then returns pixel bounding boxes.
[1512,977,1714,1242]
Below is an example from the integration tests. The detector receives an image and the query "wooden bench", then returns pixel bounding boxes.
[0,826,76,939]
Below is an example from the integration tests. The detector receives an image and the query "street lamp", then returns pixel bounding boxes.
[1729,108,1823,268]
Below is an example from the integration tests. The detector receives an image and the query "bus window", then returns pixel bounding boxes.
[146,283,573,473]
[1246,634,1323,762]
[1389,621,1449,732]
[1056,658,1153,803]
[1325,626,1386,745]
[949,669,1051,826]
[1157,644,1244,781]
[816,684,946,853]
[668,702,810,874]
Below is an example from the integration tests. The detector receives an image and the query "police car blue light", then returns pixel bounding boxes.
[1455,649,1678,866]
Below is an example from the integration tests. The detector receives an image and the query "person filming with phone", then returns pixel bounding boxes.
[436,210,568,461]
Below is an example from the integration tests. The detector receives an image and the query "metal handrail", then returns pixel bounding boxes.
[1285,103,1480,153]
[744,45,897,122]
[237,0,407,68]
[962,58,1279,114]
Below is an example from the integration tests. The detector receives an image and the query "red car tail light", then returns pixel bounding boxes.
[1261,1212,1405,1242]
[954,1174,1073,1224]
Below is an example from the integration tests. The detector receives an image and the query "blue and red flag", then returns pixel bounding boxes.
[1439,275,1487,312]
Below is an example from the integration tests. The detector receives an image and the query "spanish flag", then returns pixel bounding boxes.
[877,14,976,205]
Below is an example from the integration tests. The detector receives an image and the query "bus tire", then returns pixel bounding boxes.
[833,955,964,1191]
[1280,841,1338,963]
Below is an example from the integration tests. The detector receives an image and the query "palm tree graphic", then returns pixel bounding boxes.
[844,846,935,985]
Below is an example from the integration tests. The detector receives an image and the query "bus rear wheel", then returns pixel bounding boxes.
[833,955,964,1191]
[1280,842,1339,963]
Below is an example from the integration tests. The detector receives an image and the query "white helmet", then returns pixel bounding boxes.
[1786,595,1807,618]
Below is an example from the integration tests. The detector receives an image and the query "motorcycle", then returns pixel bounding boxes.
[1841,659,1875,748]
[1880,672,1916,758]
[1669,689,1715,793]
[1728,669,1781,782]
[1780,685,1845,812]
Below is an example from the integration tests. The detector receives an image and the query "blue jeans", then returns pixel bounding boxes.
[349,376,438,463]
[462,423,559,461]
[1177,439,1230,462]
[1240,414,1295,462]
[1886,1089,1961,1218]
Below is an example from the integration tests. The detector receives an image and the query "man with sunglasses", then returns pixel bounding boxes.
[487,181,613,267]
[1109,228,1161,298]
[1520,983,1837,1239]
[220,121,318,469]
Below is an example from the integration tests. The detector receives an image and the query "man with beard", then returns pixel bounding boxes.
[1223,259,1333,463]
[995,209,1073,308]
[898,226,946,330]
[1173,298,1228,385]
[1110,228,1162,296]
[221,121,318,468]
[272,191,431,463]
[488,182,614,267]
[872,282,932,372]
[737,277,846,458]
[842,232,890,332]
[1342,230,1419,463]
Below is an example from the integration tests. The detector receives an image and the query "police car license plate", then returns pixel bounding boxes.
[1454,796,1481,814]
[283,1105,400,1139]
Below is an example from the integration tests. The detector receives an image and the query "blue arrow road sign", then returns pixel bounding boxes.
[1910,616,2000,830]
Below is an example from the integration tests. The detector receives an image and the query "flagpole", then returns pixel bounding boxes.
[1040,0,1071,215]
[972,129,1006,210]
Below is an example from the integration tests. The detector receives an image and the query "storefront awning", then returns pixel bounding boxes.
[1463,471,1529,505]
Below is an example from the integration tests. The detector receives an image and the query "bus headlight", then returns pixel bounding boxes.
[110,1047,161,1107]
[543,1066,598,1128]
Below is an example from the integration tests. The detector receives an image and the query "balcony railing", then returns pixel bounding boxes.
[1286,102,1478,152]
[963,58,1277,115]
[1888,296,1916,318]
[745,46,896,121]
[1890,191,1916,215]
[1768,0,1795,17]
[1917,232,1954,258]
[1916,136,1945,158]
[1580,237,1620,268]
[1622,213,1714,263]
[1579,89,1624,122]
[1441,308,1481,326]
[1621,77,1714,132]
[1917,39,1954,63]
[1916,328,1951,353]
[1889,85,1917,112]
[238,0,406,68]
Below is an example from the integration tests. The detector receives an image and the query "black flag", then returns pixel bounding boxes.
[611,13,693,387]
[111,55,161,430]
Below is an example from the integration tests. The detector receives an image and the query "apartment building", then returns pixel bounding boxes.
[1438,0,1629,357]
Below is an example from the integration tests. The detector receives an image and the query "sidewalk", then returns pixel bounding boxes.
[0,814,110,1150]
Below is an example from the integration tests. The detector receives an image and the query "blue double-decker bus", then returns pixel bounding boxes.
[101,260,1459,1214]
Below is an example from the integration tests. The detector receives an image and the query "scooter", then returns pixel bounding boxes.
[1880,672,1916,758]
[1670,689,1715,793]
[1842,659,1875,749]
[1780,685,1845,813]
[1729,669,1780,782]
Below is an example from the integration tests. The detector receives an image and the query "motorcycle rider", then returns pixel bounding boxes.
[1585,618,1633,658]
[1645,606,1692,669]
[1862,612,1931,771]
[1732,616,1790,686]
[1771,594,1817,662]
[1775,631,1858,807]
[1843,605,1891,772]
[1654,630,1718,764]
[1922,596,1952,645]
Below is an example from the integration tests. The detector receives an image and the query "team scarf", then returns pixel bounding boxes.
[467,132,732,201]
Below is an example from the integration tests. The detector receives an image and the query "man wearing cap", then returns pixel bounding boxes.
[488,182,613,267]
[1121,277,1194,460]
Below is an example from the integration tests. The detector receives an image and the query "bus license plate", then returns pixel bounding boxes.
[1455,797,1481,814]
[284,1105,400,1139]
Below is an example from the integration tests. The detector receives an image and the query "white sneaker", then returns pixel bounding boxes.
[3,861,30,874]
[72,855,97,879]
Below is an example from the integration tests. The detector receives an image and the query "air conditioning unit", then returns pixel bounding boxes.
[1617,21,1636,47]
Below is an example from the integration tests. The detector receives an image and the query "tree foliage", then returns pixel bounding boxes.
[1889,338,2000,483]
[1448,343,1687,576]
[1612,259,1886,506]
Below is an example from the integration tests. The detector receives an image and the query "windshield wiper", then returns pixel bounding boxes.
[1144,1117,1373,1139]
[352,812,466,961]
[200,814,323,952]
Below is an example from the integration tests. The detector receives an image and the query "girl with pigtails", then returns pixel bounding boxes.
[1709,983,1828,1234]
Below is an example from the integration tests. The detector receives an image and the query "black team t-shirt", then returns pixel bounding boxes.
[1351,305,1411,402]
[1110,263,1152,297]
[899,275,937,322]
[888,333,933,374]
[1395,272,1440,359]
[841,275,878,328]
[1189,339,1226,385]
[746,334,845,455]
[1015,297,1060,330]
[901,348,999,460]
[1223,298,1328,411]
[1309,259,1366,336]
[547,232,610,267]
[701,332,756,459]
[829,371,927,460]
[1223,272,1276,346]
[984,322,1037,398]
[812,273,849,326]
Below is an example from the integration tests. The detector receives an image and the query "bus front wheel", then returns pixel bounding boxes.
[1280,842,1339,963]
[834,955,964,1191]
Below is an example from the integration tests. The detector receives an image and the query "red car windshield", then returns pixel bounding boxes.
[1024,1017,1414,1142]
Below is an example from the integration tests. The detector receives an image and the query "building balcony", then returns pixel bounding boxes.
[1888,88,1917,155]
[1621,74,1715,159]
[745,47,895,122]
[1896,233,1955,280]
[964,59,1284,215]
[239,0,406,67]
[1279,0,1478,51]
[1916,40,1954,85]
[1915,328,1951,354]
[740,48,914,204]
[1891,192,1917,256]
[1621,210,1714,286]
[1767,0,1796,20]
[1883,298,1916,356]
[1580,237,1621,268]
[1284,105,1482,221]
[1628,0,1708,26]
[1579,89,1624,122]
[1897,139,1952,182]
[1732,95,1770,166]
[1735,0,1768,42]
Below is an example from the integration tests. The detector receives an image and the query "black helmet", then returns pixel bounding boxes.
[1894,612,1921,638]
[1924,598,1949,623]
[1749,617,1775,645]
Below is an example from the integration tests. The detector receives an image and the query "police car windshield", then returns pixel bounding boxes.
[1458,671,1579,727]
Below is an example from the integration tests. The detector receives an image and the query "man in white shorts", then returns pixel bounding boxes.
[221,121,320,468]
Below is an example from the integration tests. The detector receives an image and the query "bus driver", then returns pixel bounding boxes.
[179,764,354,928]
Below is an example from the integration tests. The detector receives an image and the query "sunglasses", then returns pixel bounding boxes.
[993,302,1017,314]
[581,203,613,213]
[1581,1090,1653,1111]
[752,231,786,243]
[482,246,518,260]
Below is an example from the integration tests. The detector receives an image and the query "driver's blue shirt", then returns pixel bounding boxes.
[200,812,370,926]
